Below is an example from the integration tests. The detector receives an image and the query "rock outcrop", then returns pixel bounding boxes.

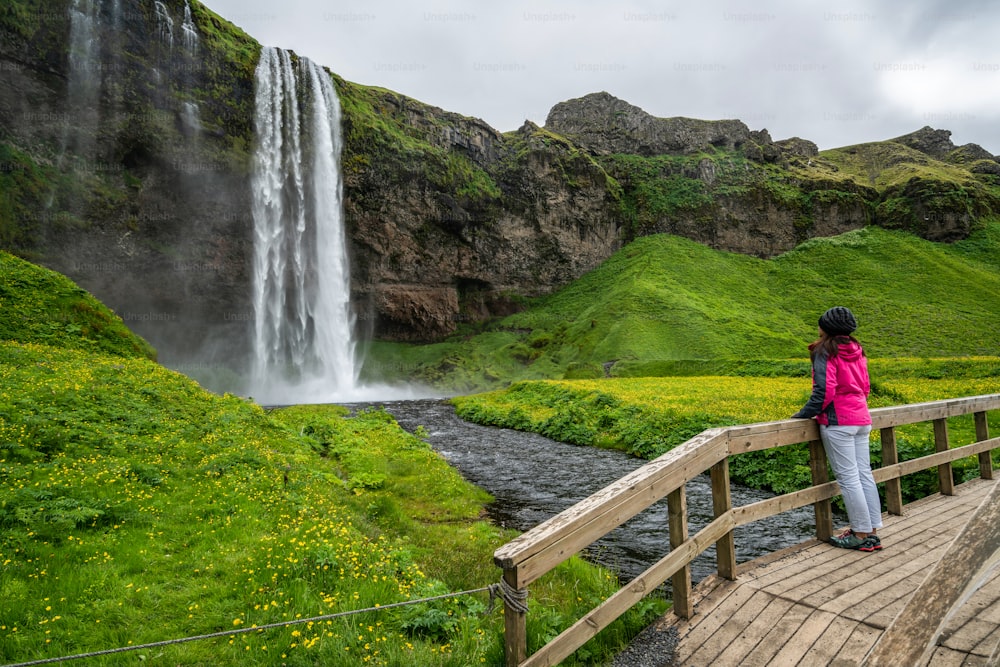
[545,91,756,156]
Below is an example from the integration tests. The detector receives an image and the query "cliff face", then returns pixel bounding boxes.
[546,92,1000,256]
[1,2,999,380]
[336,83,623,342]
[0,0,260,373]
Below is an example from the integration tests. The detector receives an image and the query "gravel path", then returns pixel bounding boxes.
[609,624,679,667]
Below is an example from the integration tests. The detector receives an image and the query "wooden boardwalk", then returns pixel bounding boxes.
[655,477,1000,666]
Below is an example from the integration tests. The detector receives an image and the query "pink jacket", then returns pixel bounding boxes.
[793,340,872,426]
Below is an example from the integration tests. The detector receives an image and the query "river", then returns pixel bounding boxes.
[345,398,819,586]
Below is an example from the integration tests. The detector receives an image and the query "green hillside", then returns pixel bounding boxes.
[0,251,156,360]
[364,221,1000,391]
[0,261,651,665]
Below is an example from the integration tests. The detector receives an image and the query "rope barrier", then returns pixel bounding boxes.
[488,579,529,614]
[2,582,520,667]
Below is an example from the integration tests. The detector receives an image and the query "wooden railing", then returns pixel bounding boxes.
[493,393,1000,667]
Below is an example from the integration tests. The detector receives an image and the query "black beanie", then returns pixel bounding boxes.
[818,306,857,335]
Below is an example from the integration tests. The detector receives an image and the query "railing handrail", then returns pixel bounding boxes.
[496,392,1000,667]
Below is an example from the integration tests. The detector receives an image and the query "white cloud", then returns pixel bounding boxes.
[201,0,1000,154]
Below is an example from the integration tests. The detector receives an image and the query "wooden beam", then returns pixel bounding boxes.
[880,426,903,516]
[732,480,840,526]
[934,418,955,496]
[976,411,993,480]
[668,486,692,619]
[861,479,1000,666]
[711,459,736,580]
[727,419,818,453]
[872,437,1000,481]
[808,438,833,540]
[503,569,526,667]
[870,395,1000,429]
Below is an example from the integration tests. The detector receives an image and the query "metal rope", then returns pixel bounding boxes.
[2,584,505,667]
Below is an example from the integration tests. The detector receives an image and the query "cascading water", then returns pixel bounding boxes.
[63,0,101,164]
[181,0,198,52]
[248,47,358,404]
[154,1,174,47]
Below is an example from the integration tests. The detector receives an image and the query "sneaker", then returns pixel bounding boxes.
[860,535,883,552]
[834,529,883,551]
[829,532,865,549]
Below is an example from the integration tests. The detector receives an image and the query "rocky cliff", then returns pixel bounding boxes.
[2,1,999,387]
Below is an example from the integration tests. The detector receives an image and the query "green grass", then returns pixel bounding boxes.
[0,250,156,360]
[454,370,1000,500]
[0,339,664,665]
[368,221,1000,392]
[819,141,982,189]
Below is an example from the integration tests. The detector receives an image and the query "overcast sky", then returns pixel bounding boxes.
[201,0,1000,154]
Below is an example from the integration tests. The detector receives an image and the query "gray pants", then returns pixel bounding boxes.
[821,424,883,533]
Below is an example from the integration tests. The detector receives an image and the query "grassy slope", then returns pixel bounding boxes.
[0,250,156,360]
[0,260,657,666]
[366,221,1000,391]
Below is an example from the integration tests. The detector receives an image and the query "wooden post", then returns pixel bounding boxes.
[710,459,736,580]
[880,426,904,516]
[808,439,833,540]
[503,569,526,667]
[975,411,993,480]
[667,486,692,619]
[934,418,955,496]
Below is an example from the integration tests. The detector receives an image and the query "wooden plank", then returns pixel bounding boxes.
[729,595,797,665]
[862,479,1000,666]
[521,513,736,667]
[727,419,819,453]
[670,581,758,664]
[920,646,972,667]
[881,426,904,516]
[832,622,882,665]
[760,504,965,606]
[870,395,1000,429]
[688,590,785,665]
[873,437,1000,481]
[935,418,955,496]
[732,480,840,527]
[668,486,692,619]
[767,608,841,665]
[711,458,736,580]
[977,411,994,480]
[796,613,867,665]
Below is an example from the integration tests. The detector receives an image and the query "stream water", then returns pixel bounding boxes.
[348,398,819,586]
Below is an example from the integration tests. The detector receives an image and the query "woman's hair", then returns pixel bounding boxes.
[808,331,863,361]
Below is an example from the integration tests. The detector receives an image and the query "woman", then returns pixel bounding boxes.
[792,306,883,552]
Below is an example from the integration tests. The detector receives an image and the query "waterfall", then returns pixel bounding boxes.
[154,1,173,47]
[181,0,198,52]
[63,0,101,164]
[248,47,357,404]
